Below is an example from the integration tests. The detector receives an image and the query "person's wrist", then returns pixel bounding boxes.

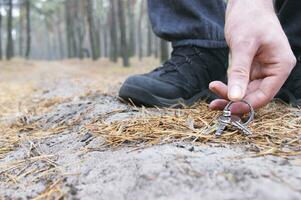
[227,0,275,14]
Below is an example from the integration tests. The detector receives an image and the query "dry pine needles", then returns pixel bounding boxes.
[86,101,301,158]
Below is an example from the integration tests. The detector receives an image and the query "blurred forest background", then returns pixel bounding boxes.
[0,0,170,67]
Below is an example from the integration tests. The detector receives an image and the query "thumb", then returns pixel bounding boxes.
[228,39,257,101]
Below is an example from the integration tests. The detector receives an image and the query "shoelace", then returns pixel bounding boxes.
[154,51,192,72]
[154,48,210,90]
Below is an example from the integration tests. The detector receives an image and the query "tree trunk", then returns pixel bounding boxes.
[117,0,129,67]
[104,23,109,58]
[65,0,72,58]
[25,0,31,59]
[75,0,86,59]
[0,4,2,60]
[127,0,135,57]
[160,39,169,63]
[109,0,118,62]
[65,0,77,58]
[96,17,102,58]
[154,37,159,59]
[147,19,153,57]
[57,7,65,59]
[6,0,14,60]
[18,3,25,57]
[137,0,145,60]
[45,21,51,60]
[86,0,100,60]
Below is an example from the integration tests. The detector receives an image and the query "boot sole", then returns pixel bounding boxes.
[119,83,212,108]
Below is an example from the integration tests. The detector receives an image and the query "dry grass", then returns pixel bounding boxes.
[86,101,301,158]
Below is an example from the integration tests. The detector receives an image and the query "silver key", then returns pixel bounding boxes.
[215,120,228,136]
[216,115,241,136]
[231,118,253,135]
[215,110,232,136]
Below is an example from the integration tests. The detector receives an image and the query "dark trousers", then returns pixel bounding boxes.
[148,0,301,50]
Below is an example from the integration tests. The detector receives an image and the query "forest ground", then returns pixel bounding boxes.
[0,59,301,200]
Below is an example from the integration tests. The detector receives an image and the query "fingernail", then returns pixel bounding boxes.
[209,100,219,110]
[229,85,242,100]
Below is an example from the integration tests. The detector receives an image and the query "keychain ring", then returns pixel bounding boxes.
[224,100,254,126]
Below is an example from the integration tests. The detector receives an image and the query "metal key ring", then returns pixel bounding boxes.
[224,100,254,126]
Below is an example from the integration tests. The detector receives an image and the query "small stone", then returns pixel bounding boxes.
[80,133,93,143]
[188,146,195,152]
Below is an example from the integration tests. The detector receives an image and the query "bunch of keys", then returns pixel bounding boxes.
[215,100,254,136]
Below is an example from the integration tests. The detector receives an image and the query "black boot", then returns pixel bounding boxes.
[276,49,301,107]
[119,46,229,107]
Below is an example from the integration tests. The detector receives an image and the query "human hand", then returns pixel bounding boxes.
[209,0,296,114]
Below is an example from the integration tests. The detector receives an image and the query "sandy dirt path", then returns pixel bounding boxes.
[0,59,300,200]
